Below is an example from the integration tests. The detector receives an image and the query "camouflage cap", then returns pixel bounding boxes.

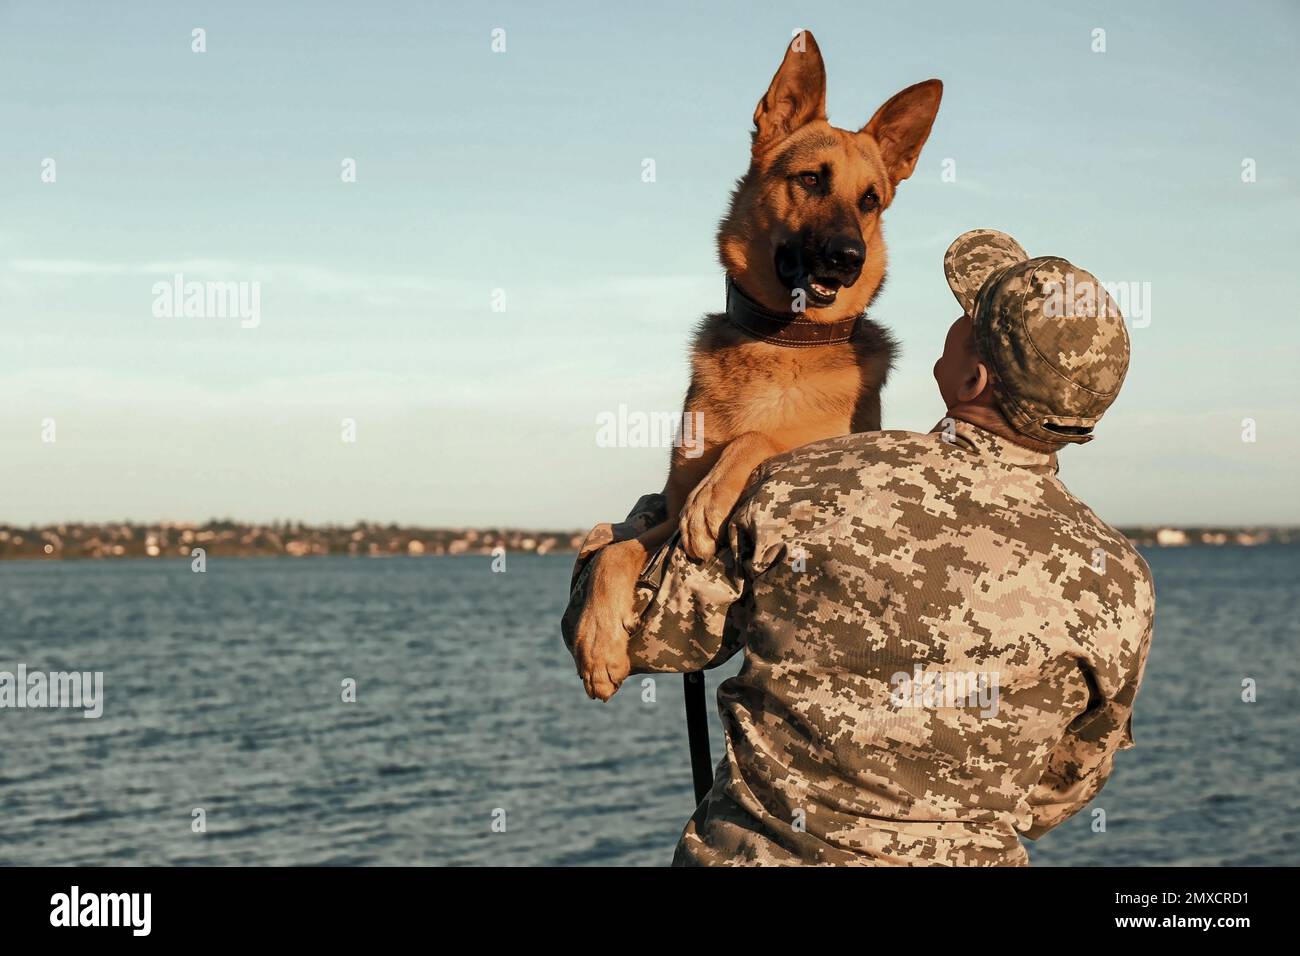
[944,228,1028,316]
[944,230,1130,446]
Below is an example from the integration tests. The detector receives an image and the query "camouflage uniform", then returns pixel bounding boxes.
[562,231,1154,866]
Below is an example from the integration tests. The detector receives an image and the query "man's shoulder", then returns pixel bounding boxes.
[1065,500,1156,626]
[754,429,942,483]
[1031,484,1155,673]
[735,430,949,530]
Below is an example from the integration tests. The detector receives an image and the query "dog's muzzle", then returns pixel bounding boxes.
[775,232,866,307]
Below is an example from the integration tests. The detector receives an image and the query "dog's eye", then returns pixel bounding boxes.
[798,172,820,188]
[860,188,880,213]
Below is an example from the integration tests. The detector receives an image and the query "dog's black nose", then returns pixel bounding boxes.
[825,234,865,273]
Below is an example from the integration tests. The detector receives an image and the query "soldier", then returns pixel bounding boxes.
[562,229,1155,866]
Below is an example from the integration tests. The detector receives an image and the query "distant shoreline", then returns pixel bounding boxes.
[1,522,1297,561]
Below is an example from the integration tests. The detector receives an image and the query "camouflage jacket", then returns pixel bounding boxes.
[563,420,1155,866]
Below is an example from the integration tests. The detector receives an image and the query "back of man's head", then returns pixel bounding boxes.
[944,230,1131,446]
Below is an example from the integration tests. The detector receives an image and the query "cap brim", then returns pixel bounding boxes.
[943,229,1029,316]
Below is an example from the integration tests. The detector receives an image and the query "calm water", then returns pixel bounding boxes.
[1,548,1296,866]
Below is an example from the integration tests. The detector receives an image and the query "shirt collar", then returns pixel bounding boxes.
[930,418,1060,476]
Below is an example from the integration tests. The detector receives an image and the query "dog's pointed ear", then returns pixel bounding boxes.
[861,79,943,185]
[752,31,827,155]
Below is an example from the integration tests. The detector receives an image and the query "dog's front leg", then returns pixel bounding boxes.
[573,519,675,701]
[679,431,781,561]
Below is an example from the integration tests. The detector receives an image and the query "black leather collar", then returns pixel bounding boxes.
[725,279,861,347]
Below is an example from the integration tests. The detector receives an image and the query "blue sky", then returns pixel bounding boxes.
[1,0,1297,526]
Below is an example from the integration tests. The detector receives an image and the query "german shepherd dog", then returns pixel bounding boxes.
[574,31,941,700]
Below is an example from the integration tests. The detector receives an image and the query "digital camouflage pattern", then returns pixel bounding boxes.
[943,228,1028,316]
[944,230,1131,446]
[562,420,1155,866]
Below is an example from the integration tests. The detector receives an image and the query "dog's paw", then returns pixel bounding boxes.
[679,478,739,561]
[573,603,632,702]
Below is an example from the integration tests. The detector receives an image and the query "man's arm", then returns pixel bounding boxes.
[1022,616,1155,839]
[624,517,751,674]
[560,491,759,678]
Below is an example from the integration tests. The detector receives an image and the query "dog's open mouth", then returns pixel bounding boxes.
[801,275,842,307]
[774,246,849,310]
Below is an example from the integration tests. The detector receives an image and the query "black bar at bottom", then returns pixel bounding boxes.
[0,866,1273,941]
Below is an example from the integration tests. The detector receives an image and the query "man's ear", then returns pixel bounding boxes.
[861,79,943,185]
[959,360,991,404]
[752,31,827,155]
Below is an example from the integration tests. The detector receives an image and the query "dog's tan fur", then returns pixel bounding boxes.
[574,33,942,700]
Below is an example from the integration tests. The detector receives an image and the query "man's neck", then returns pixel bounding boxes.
[945,403,1065,454]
